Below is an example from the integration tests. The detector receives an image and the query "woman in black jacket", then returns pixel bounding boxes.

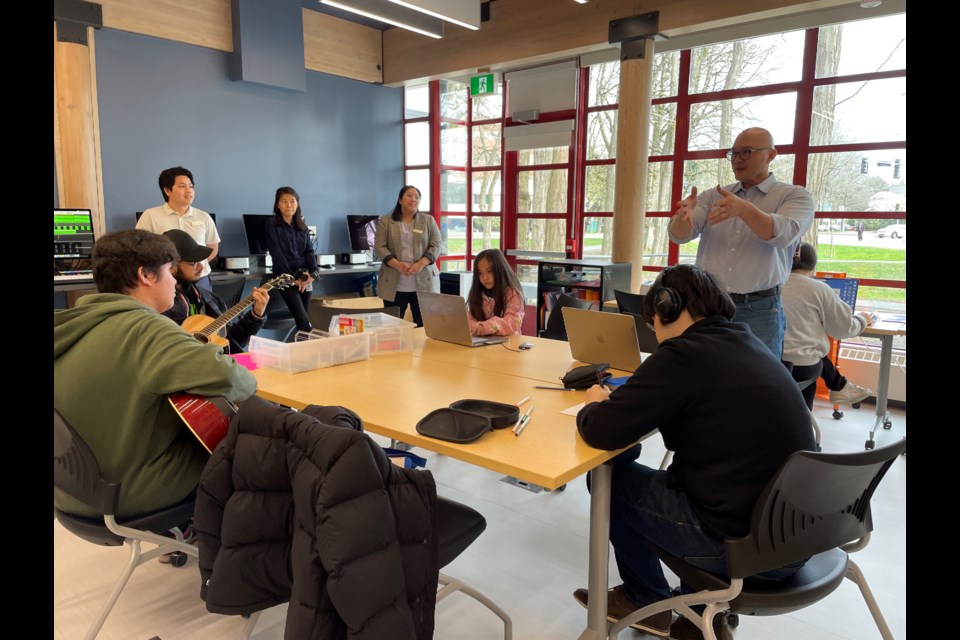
[264,186,318,333]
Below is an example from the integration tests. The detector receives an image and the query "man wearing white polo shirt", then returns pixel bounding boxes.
[137,166,220,291]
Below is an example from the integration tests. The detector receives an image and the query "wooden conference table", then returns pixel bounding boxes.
[252,330,635,640]
[862,318,907,450]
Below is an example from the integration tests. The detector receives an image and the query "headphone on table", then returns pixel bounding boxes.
[653,266,684,325]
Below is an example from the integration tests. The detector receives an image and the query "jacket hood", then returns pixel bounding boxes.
[54,293,161,358]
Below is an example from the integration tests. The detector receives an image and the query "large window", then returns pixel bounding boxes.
[402,13,906,313]
[644,14,906,316]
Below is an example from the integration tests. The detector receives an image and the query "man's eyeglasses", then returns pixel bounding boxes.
[179,260,203,268]
[725,147,772,161]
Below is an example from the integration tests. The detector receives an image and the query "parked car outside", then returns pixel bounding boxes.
[876,223,906,239]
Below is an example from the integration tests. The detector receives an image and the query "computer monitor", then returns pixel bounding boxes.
[242,214,274,256]
[136,211,216,227]
[347,215,379,252]
[54,208,97,283]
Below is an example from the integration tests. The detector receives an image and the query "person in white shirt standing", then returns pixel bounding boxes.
[137,166,220,292]
[782,242,875,409]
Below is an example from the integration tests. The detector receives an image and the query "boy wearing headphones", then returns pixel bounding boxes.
[572,264,815,638]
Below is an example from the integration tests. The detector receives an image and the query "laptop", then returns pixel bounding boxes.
[418,292,509,347]
[562,307,643,372]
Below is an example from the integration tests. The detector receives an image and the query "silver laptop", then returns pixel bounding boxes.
[419,292,509,347]
[562,307,643,372]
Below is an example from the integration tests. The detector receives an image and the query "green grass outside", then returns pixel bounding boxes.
[446,238,502,254]
[451,237,905,302]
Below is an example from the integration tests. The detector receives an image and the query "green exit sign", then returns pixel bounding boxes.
[470,73,496,97]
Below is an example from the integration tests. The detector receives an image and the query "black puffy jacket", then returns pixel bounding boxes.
[194,396,439,640]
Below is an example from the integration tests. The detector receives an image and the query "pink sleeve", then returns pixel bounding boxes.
[498,288,525,336]
[471,288,525,336]
[467,309,485,336]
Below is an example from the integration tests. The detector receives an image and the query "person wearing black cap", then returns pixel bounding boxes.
[162,229,269,353]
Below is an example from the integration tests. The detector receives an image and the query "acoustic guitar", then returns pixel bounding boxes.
[168,393,237,454]
[181,273,296,347]
[170,273,296,452]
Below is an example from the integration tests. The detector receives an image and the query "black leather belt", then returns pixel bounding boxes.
[729,285,781,303]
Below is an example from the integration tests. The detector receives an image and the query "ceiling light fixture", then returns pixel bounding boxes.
[320,0,444,39]
[574,0,589,4]
[388,0,480,31]
[859,0,882,7]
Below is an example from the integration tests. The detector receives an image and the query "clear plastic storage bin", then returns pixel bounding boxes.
[248,332,370,373]
[337,312,417,355]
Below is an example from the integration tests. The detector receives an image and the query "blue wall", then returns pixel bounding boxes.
[95,28,402,257]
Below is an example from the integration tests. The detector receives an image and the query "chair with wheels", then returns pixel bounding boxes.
[54,408,198,640]
[209,272,247,309]
[609,437,905,639]
[540,293,592,341]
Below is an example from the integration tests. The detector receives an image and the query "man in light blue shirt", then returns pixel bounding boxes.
[668,127,814,357]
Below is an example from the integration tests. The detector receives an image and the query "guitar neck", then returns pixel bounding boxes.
[199,282,274,337]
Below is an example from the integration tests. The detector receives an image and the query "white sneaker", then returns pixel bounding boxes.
[829,382,872,405]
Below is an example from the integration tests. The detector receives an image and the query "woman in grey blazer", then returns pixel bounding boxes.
[375,185,442,326]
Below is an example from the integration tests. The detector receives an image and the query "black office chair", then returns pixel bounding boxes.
[609,437,905,639]
[54,409,198,640]
[540,293,592,341]
[308,299,400,334]
[614,289,645,315]
[435,496,513,639]
[209,273,247,309]
[235,442,512,640]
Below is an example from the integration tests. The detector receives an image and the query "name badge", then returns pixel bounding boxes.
[191,220,204,227]
[413,228,423,234]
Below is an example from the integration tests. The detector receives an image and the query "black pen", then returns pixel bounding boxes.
[535,386,574,391]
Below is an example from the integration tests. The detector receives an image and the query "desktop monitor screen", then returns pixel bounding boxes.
[242,214,274,256]
[136,211,216,227]
[54,208,97,283]
[347,215,378,252]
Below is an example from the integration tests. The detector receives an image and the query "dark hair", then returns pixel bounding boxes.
[391,185,422,221]
[467,249,524,321]
[792,242,817,272]
[158,166,194,202]
[641,264,735,325]
[273,186,308,232]
[92,229,178,294]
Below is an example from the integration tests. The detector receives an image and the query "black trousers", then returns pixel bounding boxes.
[385,291,423,327]
[279,286,313,333]
[790,361,823,410]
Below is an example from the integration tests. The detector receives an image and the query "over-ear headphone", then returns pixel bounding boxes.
[653,267,684,324]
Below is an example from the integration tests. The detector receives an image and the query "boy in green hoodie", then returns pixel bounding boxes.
[54,229,256,518]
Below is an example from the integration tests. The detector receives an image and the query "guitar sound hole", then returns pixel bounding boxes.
[193,333,209,344]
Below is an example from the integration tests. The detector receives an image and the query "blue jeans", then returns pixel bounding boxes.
[733,293,784,359]
[601,450,807,609]
[606,460,727,607]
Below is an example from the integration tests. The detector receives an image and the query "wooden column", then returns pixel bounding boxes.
[611,39,655,292]
[54,22,106,238]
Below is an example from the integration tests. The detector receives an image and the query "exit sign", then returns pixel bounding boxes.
[470,73,496,97]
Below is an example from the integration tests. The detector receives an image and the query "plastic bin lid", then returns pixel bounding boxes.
[416,408,492,444]
[448,399,519,430]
